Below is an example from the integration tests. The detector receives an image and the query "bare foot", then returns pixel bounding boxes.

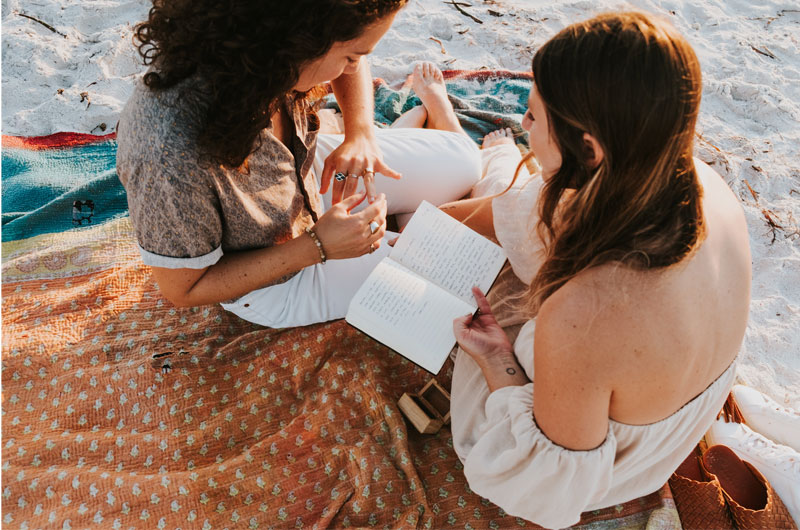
[481,128,515,149]
[390,105,428,129]
[411,62,463,134]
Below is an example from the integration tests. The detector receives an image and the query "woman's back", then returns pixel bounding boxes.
[537,161,750,425]
[543,159,750,426]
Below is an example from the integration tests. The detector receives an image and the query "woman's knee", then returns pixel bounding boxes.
[435,134,481,192]
[453,137,482,184]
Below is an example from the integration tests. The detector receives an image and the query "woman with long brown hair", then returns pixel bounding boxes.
[116,1,480,327]
[440,12,751,527]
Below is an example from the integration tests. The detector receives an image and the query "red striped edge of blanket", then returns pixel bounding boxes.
[2,132,117,150]
[440,69,532,81]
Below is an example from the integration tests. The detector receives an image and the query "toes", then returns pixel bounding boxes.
[415,62,429,82]
[482,128,515,147]
[415,62,445,84]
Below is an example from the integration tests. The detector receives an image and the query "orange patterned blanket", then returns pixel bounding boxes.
[2,218,680,529]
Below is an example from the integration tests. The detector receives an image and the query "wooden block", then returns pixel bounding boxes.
[419,379,451,425]
[398,378,452,434]
[399,393,443,434]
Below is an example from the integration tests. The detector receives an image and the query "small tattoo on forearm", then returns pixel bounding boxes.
[506,367,517,375]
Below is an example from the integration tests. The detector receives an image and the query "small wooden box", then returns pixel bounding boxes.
[398,379,451,434]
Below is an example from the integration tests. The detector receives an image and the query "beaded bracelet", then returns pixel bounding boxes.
[305,227,327,263]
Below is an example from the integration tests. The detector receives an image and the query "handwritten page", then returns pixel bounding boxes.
[346,201,508,374]
[390,201,507,305]
[346,260,474,373]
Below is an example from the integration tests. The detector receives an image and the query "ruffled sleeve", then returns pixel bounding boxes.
[461,384,617,529]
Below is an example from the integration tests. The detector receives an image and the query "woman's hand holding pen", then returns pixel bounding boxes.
[453,286,529,391]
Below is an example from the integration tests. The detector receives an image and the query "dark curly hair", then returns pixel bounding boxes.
[135,0,407,168]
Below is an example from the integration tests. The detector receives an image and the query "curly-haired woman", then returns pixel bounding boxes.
[116,1,480,327]
[439,12,752,527]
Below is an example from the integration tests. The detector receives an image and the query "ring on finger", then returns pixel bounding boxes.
[369,221,380,234]
[347,173,360,179]
[364,167,374,174]
[334,172,347,182]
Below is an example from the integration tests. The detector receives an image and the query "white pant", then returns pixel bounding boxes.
[222,127,481,328]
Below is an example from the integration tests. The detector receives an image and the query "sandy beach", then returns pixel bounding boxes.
[3,0,798,408]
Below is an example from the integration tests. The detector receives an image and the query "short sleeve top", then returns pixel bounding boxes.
[116,76,322,284]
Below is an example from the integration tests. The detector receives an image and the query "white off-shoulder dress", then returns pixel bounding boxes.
[452,144,736,529]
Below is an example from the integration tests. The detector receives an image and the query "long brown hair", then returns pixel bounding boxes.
[520,12,705,313]
[135,0,407,169]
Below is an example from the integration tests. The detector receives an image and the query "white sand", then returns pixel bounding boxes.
[3,0,798,408]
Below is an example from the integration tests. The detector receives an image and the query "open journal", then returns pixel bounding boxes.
[346,201,507,374]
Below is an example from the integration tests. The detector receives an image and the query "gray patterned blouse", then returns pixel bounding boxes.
[116,76,322,286]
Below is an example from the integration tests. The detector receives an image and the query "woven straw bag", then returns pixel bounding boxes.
[703,444,797,530]
[669,448,736,529]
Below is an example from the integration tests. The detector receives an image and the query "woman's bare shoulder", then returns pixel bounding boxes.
[694,158,744,214]
[534,267,633,369]
[694,158,750,256]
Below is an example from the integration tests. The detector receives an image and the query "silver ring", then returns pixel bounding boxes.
[334,172,346,182]
[369,243,375,253]
[347,173,360,179]
[369,221,379,234]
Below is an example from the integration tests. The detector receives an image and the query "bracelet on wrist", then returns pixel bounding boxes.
[305,227,327,263]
